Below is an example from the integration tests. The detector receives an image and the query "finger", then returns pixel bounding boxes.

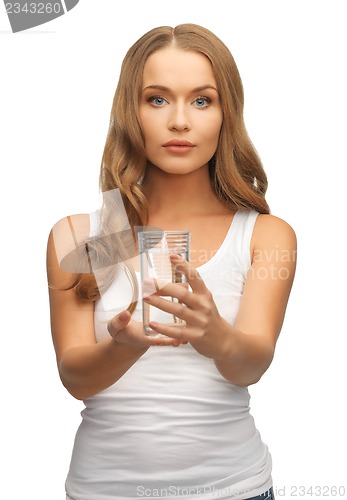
[148,321,195,342]
[107,310,131,337]
[143,282,195,307]
[144,335,183,347]
[108,312,186,347]
[170,255,207,294]
[142,280,188,298]
[143,294,196,324]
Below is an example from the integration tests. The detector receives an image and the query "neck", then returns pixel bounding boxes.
[142,164,223,221]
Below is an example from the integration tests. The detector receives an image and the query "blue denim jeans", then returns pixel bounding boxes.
[244,486,275,500]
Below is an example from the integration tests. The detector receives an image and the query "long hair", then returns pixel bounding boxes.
[71,24,270,308]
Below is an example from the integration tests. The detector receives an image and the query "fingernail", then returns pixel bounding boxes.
[170,254,181,261]
[119,312,128,322]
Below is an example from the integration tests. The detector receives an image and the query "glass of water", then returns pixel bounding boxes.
[137,230,190,335]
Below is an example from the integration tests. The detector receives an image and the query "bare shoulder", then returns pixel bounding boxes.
[251,213,297,261]
[47,213,92,285]
[48,213,91,259]
[254,213,296,244]
[49,212,91,241]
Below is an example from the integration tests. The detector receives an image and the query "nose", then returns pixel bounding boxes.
[167,102,191,132]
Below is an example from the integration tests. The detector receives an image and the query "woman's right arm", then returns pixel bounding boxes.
[46,223,180,401]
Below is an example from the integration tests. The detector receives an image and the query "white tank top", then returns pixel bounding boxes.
[65,209,273,500]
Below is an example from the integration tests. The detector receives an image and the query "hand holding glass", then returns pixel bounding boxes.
[137,231,190,335]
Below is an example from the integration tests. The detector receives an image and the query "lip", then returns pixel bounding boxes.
[163,140,195,147]
[162,139,195,154]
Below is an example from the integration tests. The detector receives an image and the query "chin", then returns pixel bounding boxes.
[149,162,207,176]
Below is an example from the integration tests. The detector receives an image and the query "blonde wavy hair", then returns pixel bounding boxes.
[71,23,270,310]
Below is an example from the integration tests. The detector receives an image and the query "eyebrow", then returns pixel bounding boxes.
[142,84,218,93]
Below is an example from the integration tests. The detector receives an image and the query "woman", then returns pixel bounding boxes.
[47,24,296,500]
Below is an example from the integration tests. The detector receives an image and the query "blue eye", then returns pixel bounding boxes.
[194,96,211,108]
[154,97,164,105]
[148,96,166,106]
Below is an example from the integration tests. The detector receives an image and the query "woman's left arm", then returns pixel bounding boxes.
[145,215,297,386]
[214,214,297,386]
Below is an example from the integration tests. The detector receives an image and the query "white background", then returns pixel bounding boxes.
[1,1,346,498]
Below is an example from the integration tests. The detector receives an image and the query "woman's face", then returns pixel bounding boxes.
[139,47,223,176]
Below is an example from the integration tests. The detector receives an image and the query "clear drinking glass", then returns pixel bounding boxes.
[137,230,190,335]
